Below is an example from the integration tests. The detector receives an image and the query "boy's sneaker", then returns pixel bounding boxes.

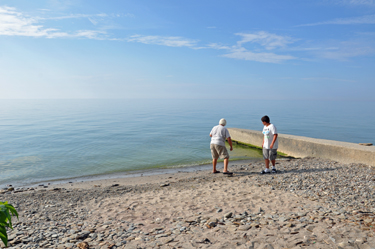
[260,169,271,174]
[271,168,277,173]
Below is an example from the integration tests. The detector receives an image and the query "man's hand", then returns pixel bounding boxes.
[270,144,273,149]
[227,137,233,152]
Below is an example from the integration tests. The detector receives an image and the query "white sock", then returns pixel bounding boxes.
[272,166,276,170]
[264,168,270,172]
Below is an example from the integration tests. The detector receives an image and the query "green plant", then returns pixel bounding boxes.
[0,201,18,247]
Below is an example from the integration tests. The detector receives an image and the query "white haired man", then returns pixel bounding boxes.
[209,118,233,174]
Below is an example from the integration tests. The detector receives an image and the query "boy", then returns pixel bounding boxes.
[261,115,278,174]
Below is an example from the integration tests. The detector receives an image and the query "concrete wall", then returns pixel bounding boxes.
[228,128,375,167]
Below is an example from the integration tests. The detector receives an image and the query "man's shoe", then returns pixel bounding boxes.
[271,168,277,173]
[260,169,271,174]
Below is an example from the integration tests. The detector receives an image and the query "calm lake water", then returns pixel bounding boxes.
[1,99,374,187]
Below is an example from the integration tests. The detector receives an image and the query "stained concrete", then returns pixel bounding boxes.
[228,128,375,167]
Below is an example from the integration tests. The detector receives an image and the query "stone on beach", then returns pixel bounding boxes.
[3,157,375,248]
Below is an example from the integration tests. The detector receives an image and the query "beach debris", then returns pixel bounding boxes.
[224,212,233,219]
[207,221,217,228]
[238,225,251,231]
[160,183,170,187]
[359,143,373,146]
[107,243,115,249]
[77,241,89,249]
[163,237,174,244]
[196,238,212,244]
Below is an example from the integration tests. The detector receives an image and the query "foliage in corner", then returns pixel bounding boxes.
[0,201,19,247]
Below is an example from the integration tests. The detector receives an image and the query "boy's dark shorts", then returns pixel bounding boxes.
[263,148,277,160]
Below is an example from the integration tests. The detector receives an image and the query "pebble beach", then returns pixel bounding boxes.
[2,157,375,249]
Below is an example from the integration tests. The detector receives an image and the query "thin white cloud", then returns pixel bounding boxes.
[207,32,297,63]
[0,6,295,63]
[222,49,296,63]
[301,77,356,82]
[126,32,297,63]
[235,31,294,50]
[298,14,375,26]
[127,35,197,47]
[40,13,107,20]
[88,17,98,25]
[287,46,339,51]
[0,6,107,39]
[0,6,57,37]
[41,13,133,20]
[73,30,107,39]
[317,45,375,60]
[294,37,375,61]
[207,43,231,50]
[336,0,375,6]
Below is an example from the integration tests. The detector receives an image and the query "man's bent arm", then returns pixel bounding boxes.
[227,137,233,151]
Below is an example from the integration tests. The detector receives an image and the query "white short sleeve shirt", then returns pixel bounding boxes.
[262,124,278,149]
[210,125,230,147]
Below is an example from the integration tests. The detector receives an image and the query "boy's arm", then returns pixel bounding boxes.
[262,136,264,148]
[270,134,278,149]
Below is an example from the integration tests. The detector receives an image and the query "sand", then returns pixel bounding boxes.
[3,158,375,249]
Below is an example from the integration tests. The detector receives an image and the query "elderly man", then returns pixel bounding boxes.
[209,118,233,174]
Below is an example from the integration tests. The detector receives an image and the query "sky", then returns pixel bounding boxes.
[0,0,375,100]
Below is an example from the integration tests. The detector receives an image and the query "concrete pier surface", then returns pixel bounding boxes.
[228,128,375,167]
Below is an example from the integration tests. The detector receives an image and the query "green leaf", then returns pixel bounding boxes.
[0,201,18,247]
[0,225,8,247]
[5,204,18,219]
[0,212,10,227]
[2,209,12,229]
[0,205,7,213]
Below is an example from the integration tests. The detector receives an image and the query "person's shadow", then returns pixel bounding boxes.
[232,165,340,177]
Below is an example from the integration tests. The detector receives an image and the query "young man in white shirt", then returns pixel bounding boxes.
[261,115,278,174]
[209,118,233,174]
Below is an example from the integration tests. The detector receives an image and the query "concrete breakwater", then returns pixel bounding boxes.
[228,128,375,167]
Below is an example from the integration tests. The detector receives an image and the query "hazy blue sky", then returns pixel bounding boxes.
[1,0,374,100]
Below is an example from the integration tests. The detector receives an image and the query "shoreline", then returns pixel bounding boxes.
[2,157,375,248]
[1,158,263,190]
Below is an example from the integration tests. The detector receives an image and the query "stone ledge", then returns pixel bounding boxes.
[228,128,375,167]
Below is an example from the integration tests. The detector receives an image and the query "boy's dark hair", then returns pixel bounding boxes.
[261,115,270,123]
